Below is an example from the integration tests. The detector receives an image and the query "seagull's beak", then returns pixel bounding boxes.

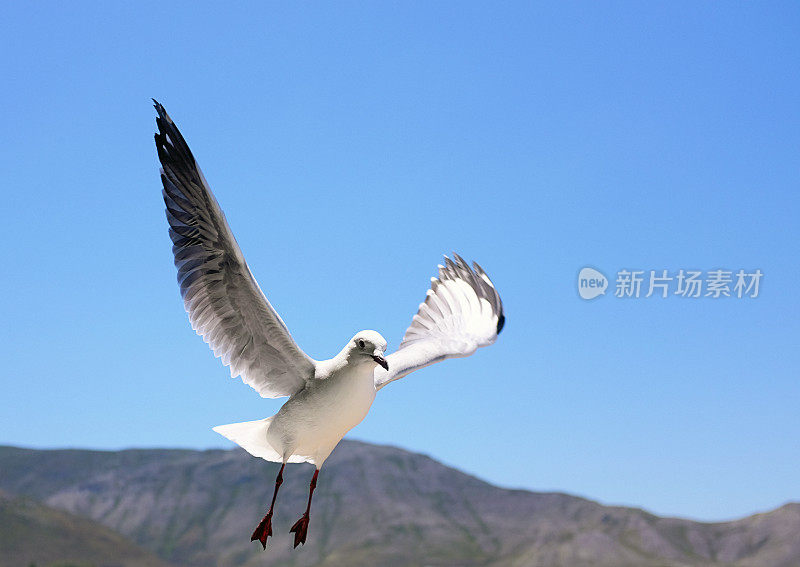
[372,354,389,371]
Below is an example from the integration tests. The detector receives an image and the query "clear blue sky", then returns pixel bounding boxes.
[1,2,798,522]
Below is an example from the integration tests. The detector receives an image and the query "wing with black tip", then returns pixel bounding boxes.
[154,101,315,398]
[374,254,504,391]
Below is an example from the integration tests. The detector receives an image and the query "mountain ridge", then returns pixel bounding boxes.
[0,489,175,567]
[0,442,797,566]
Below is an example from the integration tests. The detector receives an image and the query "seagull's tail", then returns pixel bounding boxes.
[213,418,285,463]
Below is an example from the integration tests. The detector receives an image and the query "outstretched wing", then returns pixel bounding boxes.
[154,100,315,398]
[374,254,504,391]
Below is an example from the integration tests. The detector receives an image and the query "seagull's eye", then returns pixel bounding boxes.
[358,339,365,349]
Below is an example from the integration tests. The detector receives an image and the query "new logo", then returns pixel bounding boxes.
[578,267,608,300]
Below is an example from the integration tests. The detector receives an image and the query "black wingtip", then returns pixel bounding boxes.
[152,99,170,122]
[496,312,505,335]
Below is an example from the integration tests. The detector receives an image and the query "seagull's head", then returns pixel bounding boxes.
[348,330,389,371]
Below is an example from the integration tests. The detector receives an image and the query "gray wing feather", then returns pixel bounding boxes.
[374,254,504,390]
[154,101,315,398]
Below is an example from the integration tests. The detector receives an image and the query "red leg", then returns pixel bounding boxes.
[251,462,285,549]
[290,468,318,548]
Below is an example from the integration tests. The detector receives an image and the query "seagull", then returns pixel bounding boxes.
[153,100,505,550]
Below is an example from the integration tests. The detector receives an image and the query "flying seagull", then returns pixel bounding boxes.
[153,100,505,549]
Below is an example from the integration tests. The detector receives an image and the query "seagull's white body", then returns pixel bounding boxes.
[273,355,377,462]
[153,100,505,547]
[214,337,380,466]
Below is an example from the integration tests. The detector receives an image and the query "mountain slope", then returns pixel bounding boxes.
[0,489,174,567]
[0,443,797,567]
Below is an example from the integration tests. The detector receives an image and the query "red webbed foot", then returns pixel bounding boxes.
[289,513,310,548]
[251,513,273,549]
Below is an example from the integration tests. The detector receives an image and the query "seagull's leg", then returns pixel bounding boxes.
[251,462,285,549]
[290,468,319,548]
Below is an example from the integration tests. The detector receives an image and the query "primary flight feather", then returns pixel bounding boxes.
[153,100,504,550]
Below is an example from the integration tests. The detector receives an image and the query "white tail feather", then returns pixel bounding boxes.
[212,417,287,463]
